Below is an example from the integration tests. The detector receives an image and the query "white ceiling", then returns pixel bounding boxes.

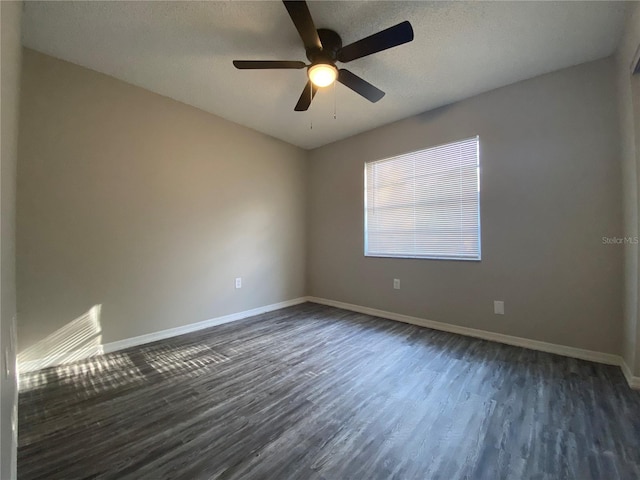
[22,1,628,150]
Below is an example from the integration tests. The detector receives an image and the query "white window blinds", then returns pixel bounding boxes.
[365,136,480,260]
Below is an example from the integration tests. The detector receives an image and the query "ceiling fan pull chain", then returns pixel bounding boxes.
[333,81,337,120]
[310,84,312,129]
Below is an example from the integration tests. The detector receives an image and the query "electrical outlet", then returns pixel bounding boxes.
[393,279,400,290]
[494,301,505,315]
[235,277,242,289]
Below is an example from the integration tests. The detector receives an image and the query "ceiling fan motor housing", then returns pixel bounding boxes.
[307,29,343,65]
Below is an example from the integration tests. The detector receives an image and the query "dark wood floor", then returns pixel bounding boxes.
[18,303,640,479]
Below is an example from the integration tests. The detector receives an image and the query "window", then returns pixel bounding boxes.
[364,136,480,261]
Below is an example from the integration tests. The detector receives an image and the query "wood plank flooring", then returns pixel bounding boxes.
[18,303,640,479]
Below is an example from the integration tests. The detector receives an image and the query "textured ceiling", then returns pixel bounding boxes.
[22,1,628,150]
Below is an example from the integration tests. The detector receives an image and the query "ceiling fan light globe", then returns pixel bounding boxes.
[308,64,338,87]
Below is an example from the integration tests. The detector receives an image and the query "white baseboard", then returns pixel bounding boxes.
[620,359,640,389]
[307,296,640,389]
[18,345,104,374]
[18,297,308,374]
[102,297,308,354]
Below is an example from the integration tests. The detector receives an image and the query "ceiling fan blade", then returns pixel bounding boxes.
[338,21,414,63]
[338,69,385,103]
[294,80,319,111]
[233,60,306,69]
[283,1,322,51]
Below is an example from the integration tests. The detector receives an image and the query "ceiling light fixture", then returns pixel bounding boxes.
[308,63,338,87]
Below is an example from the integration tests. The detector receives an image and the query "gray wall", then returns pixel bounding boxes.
[616,3,640,375]
[17,50,307,353]
[308,58,622,355]
[1,2,21,479]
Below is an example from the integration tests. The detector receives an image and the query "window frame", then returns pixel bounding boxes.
[363,136,481,262]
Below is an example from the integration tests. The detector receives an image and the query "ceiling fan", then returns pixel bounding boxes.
[233,1,414,111]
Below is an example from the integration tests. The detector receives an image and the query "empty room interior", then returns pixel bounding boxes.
[2,0,640,479]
